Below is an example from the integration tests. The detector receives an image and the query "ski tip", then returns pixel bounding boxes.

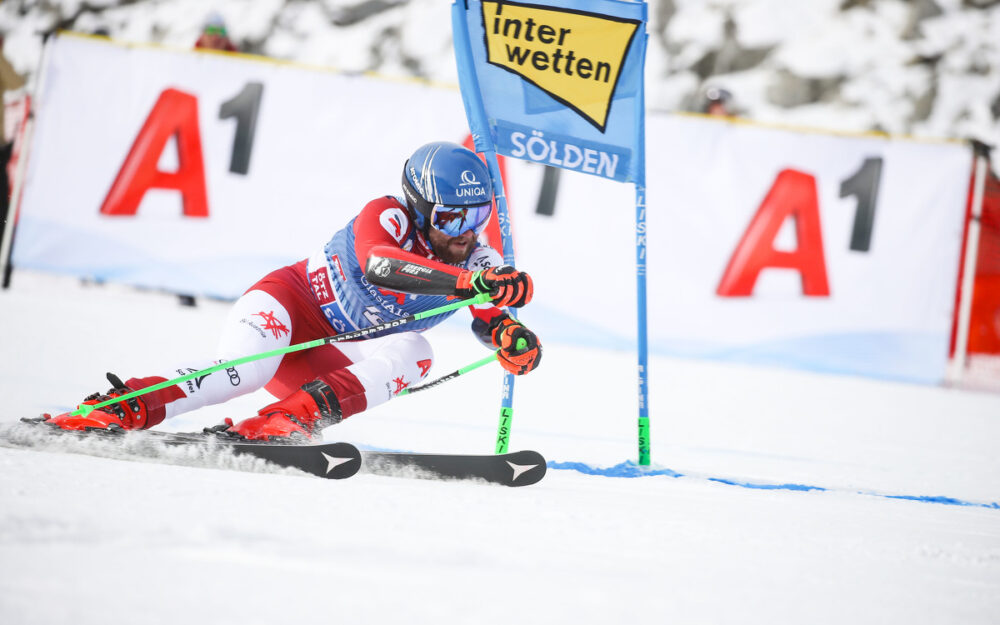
[505,450,546,486]
[317,443,363,479]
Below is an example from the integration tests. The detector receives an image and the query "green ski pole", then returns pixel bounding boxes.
[396,351,499,397]
[70,293,492,418]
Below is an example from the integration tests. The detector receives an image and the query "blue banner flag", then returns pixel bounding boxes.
[452,0,652,465]
[452,0,648,185]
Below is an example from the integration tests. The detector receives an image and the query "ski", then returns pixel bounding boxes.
[361,449,547,487]
[10,419,362,480]
[185,437,362,480]
[9,419,546,486]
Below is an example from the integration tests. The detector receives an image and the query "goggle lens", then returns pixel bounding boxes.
[430,203,493,237]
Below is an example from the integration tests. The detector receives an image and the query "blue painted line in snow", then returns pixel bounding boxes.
[707,477,826,492]
[547,461,1000,510]
[548,461,683,479]
[880,494,999,508]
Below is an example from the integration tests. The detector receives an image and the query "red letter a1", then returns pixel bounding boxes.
[101,88,208,217]
[717,169,830,297]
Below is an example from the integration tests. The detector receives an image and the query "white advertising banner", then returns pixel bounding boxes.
[13,34,470,296]
[509,117,973,384]
[14,35,973,384]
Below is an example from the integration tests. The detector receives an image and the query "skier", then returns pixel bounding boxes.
[43,141,541,441]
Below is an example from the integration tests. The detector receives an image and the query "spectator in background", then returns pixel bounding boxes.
[183,12,239,307]
[702,85,736,117]
[0,36,26,251]
[194,12,238,52]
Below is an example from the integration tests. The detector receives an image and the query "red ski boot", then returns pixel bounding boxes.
[225,380,343,442]
[43,374,155,432]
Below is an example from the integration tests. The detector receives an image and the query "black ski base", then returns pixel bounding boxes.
[362,449,547,487]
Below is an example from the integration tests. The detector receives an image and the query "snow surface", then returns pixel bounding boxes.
[1,270,999,624]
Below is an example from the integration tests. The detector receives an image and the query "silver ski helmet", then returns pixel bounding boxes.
[401,141,494,237]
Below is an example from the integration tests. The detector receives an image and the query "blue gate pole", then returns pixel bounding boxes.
[636,184,650,465]
[483,152,519,454]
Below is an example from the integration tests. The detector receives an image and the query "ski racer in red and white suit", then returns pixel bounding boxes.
[43,142,541,440]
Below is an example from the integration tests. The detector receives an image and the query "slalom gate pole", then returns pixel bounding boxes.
[482,147,518,455]
[636,183,651,466]
[69,293,492,418]
[450,7,519,454]
[634,29,651,466]
[396,351,499,397]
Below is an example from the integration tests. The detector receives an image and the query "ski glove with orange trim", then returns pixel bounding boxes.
[489,315,542,375]
[455,265,533,308]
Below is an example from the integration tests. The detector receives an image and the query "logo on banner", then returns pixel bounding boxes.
[717,169,830,297]
[101,88,209,217]
[497,121,629,181]
[481,0,641,131]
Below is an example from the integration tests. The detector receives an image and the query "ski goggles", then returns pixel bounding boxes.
[428,202,493,237]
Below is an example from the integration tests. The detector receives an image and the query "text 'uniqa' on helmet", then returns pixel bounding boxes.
[401,141,494,231]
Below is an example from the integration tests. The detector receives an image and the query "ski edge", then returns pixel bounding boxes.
[360,449,547,487]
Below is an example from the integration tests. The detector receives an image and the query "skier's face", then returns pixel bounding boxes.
[427,227,477,264]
